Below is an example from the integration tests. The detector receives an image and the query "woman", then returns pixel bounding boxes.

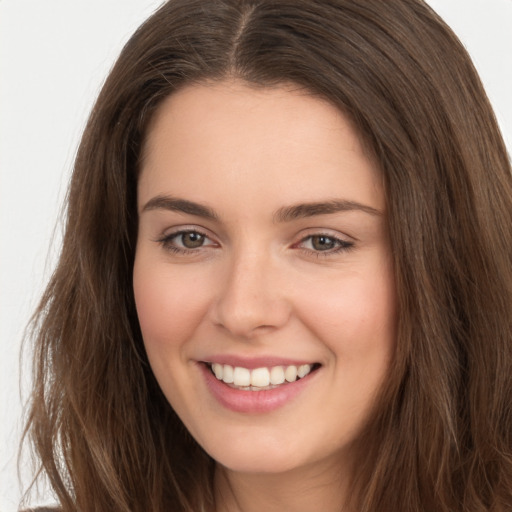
[23,0,512,511]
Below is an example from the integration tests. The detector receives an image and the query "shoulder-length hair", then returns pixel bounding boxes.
[24,0,512,511]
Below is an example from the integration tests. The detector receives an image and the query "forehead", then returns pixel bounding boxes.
[138,80,384,215]
[143,80,364,157]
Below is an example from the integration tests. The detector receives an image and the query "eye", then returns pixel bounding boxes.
[297,233,354,254]
[157,229,216,253]
[176,231,207,249]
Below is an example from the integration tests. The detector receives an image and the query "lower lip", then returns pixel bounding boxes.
[199,363,318,413]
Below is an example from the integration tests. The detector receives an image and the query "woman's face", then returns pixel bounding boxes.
[134,81,396,476]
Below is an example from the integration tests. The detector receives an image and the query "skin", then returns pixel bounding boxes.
[133,80,396,512]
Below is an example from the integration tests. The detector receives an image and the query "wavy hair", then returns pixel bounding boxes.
[23,0,512,511]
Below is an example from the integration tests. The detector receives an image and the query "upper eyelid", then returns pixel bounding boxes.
[171,230,214,241]
[153,228,213,249]
[295,227,355,243]
[158,225,215,239]
[296,233,353,248]
[299,233,346,243]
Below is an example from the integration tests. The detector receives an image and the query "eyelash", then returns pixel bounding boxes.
[156,229,214,255]
[156,230,354,257]
[295,233,354,257]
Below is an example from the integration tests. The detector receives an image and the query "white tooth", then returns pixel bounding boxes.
[284,365,298,383]
[298,364,312,378]
[233,367,251,386]
[269,366,285,385]
[251,367,270,387]
[212,363,223,380]
[222,364,234,384]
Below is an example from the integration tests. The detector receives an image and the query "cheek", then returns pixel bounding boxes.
[132,256,213,351]
[298,261,396,359]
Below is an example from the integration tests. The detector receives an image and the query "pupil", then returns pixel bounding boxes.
[183,232,204,248]
[312,235,335,251]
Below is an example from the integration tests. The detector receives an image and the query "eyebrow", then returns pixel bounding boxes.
[273,199,382,223]
[141,195,381,222]
[141,195,219,220]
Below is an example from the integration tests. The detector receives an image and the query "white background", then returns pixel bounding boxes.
[1,0,511,510]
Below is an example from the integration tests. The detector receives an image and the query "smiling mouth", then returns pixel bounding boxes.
[205,362,321,391]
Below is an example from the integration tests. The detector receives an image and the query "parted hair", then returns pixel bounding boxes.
[23,0,512,511]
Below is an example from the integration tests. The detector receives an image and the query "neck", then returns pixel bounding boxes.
[214,457,354,512]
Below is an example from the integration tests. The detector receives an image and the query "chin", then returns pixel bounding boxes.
[214,451,302,475]
[199,431,318,475]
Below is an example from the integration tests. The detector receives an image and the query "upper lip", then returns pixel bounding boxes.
[200,355,318,369]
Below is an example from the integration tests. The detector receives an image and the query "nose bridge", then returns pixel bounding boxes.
[212,243,290,337]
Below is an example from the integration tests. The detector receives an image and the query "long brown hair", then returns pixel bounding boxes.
[23,0,512,510]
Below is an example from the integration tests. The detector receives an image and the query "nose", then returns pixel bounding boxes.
[210,248,292,339]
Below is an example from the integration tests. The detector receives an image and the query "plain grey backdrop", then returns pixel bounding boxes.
[1,0,511,509]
